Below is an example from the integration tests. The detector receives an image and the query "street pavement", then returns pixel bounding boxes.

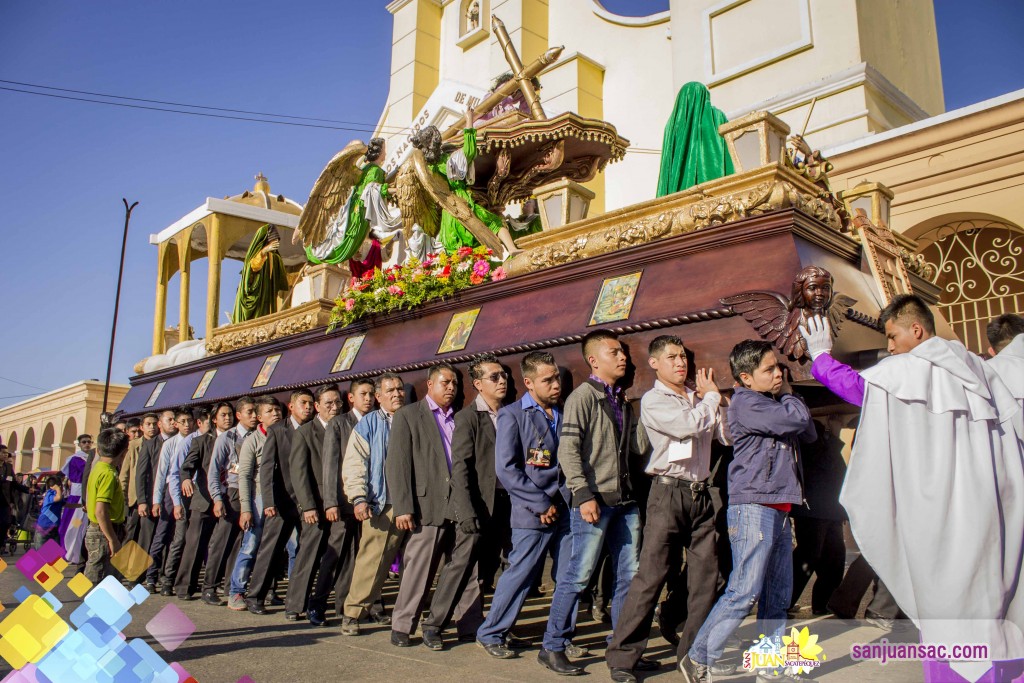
[0,560,925,683]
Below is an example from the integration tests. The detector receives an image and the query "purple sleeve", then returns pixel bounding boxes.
[811,354,865,407]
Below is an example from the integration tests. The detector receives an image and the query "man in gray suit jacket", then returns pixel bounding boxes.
[386,363,484,649]
[285,384,341,620]
[308,379,375,626]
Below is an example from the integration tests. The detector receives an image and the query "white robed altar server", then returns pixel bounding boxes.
[802,295,1024,682]
[986,315,1024,414]
[848,335,1024,679]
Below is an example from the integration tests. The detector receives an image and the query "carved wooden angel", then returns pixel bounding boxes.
[720,265,855,362]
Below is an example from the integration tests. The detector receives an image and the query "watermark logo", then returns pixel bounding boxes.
[742,626,826,674]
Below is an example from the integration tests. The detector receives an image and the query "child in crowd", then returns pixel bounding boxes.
[33,476,64,549]
[84,428,129,584]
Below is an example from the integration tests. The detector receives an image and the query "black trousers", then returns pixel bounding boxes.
[790,517,845,613]
[174,509,215,597]
[309,516,360,615]
[828,553,902,619]
[477,490,512,590]
[124,507,139,545]
[248,508,297,602]
[658,484,730,634]
[286,515,328,614]
[203,488,242,593]
[161,498,190,588]
[146,495,175,584]
[421,524,482,632]
[606,479,718,668]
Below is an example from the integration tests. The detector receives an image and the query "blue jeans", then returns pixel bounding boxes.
[478,515,572,645]
[543,502,640,652]
[229,495,264,596]
[689,504,793,665]
[286,528,298,578]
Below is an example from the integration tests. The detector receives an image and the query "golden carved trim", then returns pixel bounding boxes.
[205,299,335,355]
[507,165,842,275]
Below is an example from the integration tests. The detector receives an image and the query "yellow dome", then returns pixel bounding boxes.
[225,173,303,216]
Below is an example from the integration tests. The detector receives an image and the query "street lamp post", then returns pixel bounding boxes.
[102,199,139,416]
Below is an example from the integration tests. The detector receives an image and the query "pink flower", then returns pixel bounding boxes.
[491,266,507,282]
[388,285,405,296]
[361,270,374,282]
[386,273,397,282]
[345,299,356,311]
[472,260,491,277]
[457,246,474,258]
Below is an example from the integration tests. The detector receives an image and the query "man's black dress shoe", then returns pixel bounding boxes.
[478,641,515,659]
[244,597,267,615]
[175,592,193,601]
[284,611,303,621]
[368,610,391,625]
[538,648,584,676]
[656,603,680,646]
[200,591,222,606]
[610,668,638,683]
[635,658,659,671]
[268,592,284,606]
[505,633,530,649]
[159,585,173,597]
[390,630,412,647]
[421,628,444,650]
[308,609,327,627]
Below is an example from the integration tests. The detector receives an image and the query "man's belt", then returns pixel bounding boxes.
[655,475,709,495]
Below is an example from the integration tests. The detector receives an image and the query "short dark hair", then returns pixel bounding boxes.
[97,428,129,459]
[235,396,256,412]
[428,363,456,381]
[77,434,92,443]
[315,384,341,401]
[290,388,314,403]
[582,329,617,361]
[142,412,158,422]
[255,395,283,413]
[158,408,175,419]
[193,407,211,424]
[986,314,1024,353]
[45,475,59,488]
[648,335,684,357]
[730,339,774,383]
[879,294,935,335]
[374,373,403,393]
[173,407,192,420]
[521,351,557,377]
[468,353,501,380]
[349,378,375,394]
[125,417,141,429]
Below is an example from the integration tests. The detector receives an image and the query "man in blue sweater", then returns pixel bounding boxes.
[681,340,816,683]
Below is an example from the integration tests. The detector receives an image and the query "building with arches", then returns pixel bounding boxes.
[0,381,129,474]
[828,90,1024,353]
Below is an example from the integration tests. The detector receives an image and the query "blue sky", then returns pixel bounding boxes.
[1,0,1022,406]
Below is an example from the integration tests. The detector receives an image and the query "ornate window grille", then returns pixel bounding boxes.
[916,220,1024,353]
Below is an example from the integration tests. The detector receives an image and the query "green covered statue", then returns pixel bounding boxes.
[656,82,734,197]
[232,224,289,323]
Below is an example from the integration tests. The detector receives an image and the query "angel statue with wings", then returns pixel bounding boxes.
[721,265,856,362]
[404,107,522,257]
[294,137,408,275]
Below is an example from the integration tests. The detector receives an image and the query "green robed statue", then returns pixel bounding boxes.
[232,224,289,323]
[656,82,734,197]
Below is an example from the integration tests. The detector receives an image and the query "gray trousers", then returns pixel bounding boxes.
[391,522,483,637]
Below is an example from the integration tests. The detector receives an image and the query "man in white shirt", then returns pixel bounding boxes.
[986,313,1024,413]
[606,335,729,683]
[145,408,195,590]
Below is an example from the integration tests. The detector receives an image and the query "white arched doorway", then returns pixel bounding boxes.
[913,218,1024,354]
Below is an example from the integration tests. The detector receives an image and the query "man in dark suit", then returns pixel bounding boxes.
[419,354,508,646]
[475,351,572,661]
[285,384,342,620]
[387,363,484,649]
[309,379,375,626]
[174,402,234,600]
[245,388,315,615]
[135,408,177,582]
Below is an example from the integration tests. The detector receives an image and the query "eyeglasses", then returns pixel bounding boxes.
[482,371,508,383]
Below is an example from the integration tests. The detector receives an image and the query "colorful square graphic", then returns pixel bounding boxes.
[67,573,93,598]
[146,604,194,652]
[0,595,70,669]
[110,540,153,582]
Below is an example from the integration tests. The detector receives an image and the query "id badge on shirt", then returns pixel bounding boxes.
[526,447,551,468]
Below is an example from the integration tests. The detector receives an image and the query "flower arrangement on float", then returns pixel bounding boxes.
[329,246,507,329]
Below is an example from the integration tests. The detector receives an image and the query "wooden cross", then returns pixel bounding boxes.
[492,16,546,120]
